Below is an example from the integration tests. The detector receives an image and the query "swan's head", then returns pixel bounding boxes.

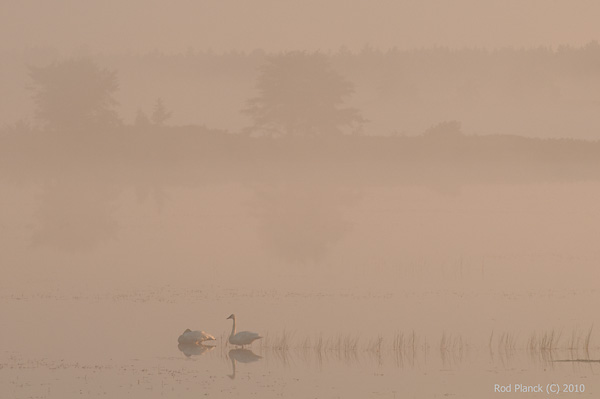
[227,314,235,320]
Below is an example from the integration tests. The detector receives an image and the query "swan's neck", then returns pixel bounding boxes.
[230,318,236,337]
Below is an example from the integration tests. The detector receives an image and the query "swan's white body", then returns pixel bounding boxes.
[227,314,262,348]
[177,329,216,345]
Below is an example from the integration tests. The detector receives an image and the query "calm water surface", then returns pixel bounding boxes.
[2,285,598,398]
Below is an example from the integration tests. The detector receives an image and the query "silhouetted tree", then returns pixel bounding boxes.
[423,121,463,138]
[134,109,151,127]
[29,58,119,131]
[244,52,364,136]
[151,98,172,126]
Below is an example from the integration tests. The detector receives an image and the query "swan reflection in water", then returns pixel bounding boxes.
[228,349,262,379]
[178,343,216,358]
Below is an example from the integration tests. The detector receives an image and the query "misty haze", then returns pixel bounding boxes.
[1,2,599,398]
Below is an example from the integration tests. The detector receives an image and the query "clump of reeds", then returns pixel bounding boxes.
[253,326,595,360]
[568,326,594,351]
[528,330,561,351]
[544,330,560,350]
[262,330,294,351]
[584,326,594,351]
[367,336,384,354]
[490,326,597,354]
[318,334,360,356]
[342,335,359,353]
[440,332,466,353]
[314,334,323,353]
[392,332,405,353]
[498,331,518,352]
[440,332,448,353]
[409,330,417,353]
[299,336,311,349]
[325,334,342,352]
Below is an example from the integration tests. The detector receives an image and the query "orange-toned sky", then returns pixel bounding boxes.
[2,1,600,53]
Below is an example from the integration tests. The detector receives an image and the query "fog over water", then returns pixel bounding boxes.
[1,2,599,398]
[3,1,600,53]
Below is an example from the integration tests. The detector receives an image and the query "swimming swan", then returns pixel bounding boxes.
[177,329,216,345]
[226,314,262,348]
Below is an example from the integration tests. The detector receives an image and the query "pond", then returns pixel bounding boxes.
[1,284,598,398]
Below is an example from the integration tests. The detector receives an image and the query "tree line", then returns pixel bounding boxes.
[5,42,600,138]
[21,52,366,137]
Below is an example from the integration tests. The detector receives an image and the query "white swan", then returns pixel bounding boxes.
[177,328,216,345]
[226,314,262,348]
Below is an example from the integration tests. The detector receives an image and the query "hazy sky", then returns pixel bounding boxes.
[2,1,600,54]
